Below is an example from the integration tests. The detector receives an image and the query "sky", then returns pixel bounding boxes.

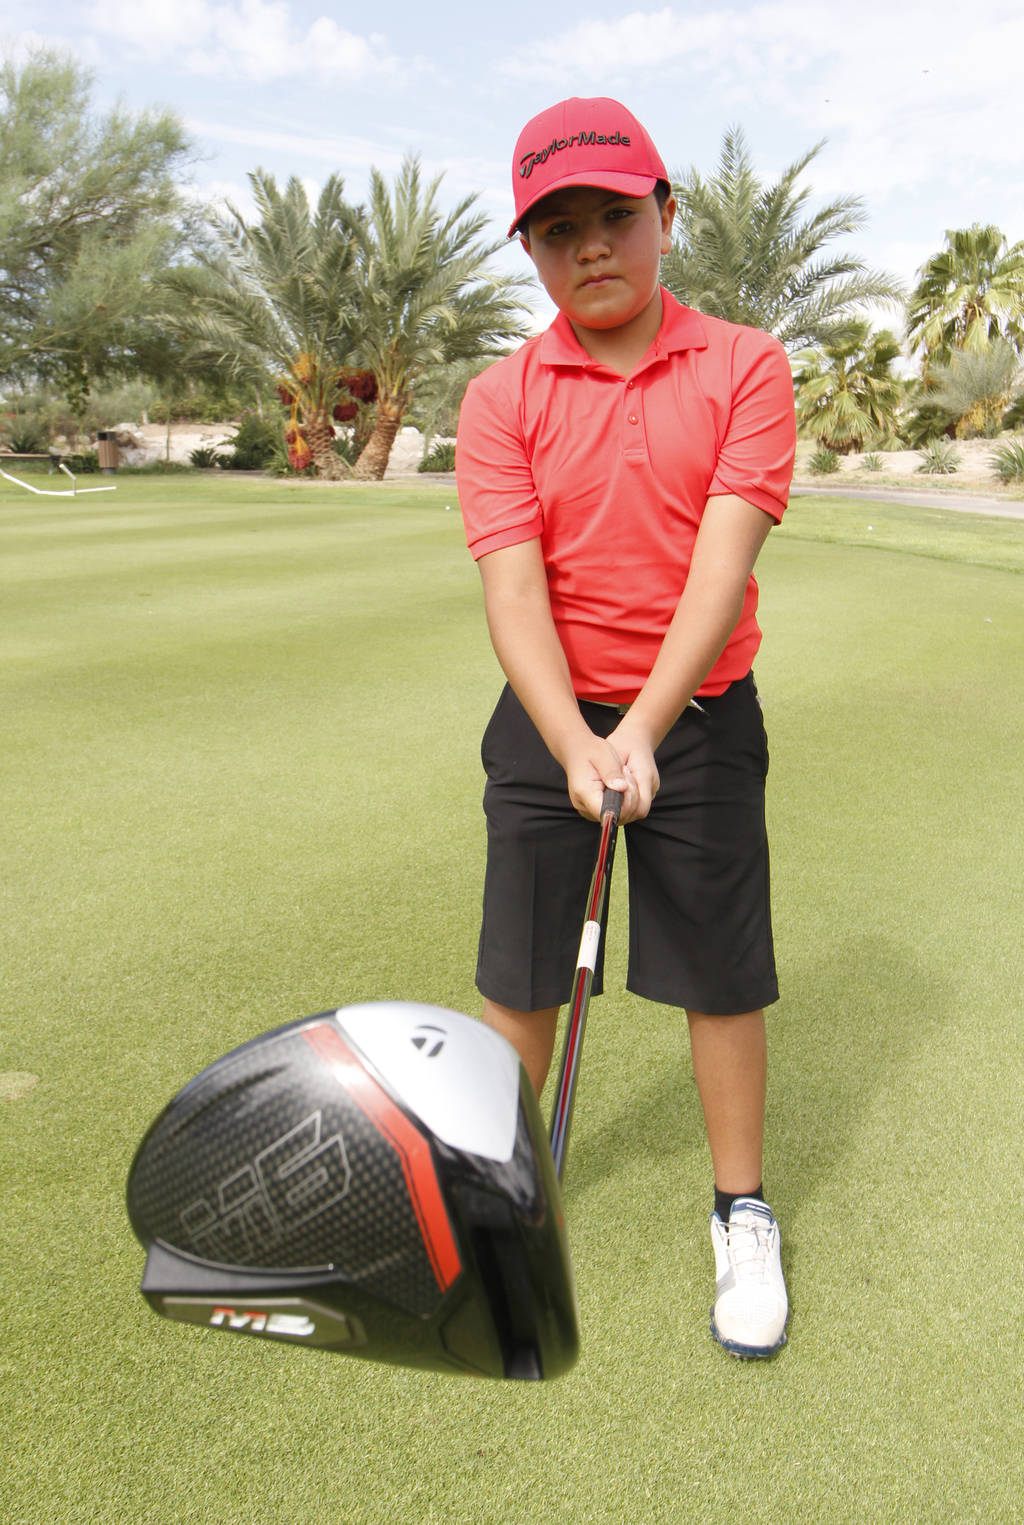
[9,0,1024,335]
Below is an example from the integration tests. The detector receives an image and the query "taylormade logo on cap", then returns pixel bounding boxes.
[509,97,668,237]
[519,129,632,181]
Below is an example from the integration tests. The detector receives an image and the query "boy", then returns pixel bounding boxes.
[455,98,795,1358]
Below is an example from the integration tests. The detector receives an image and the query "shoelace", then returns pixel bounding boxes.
[726,1216,775,1281]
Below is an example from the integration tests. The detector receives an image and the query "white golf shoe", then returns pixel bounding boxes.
[709,1198,788,1358]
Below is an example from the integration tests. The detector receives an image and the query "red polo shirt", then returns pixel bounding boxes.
[456,288,795,700]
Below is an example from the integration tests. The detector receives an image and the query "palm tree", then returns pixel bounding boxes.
[906,225,1024,363]
[345,157,533,480]
[793,323,904,452]
[159,171,363,478]
[662,128,903,349]
[920,340,1021,438]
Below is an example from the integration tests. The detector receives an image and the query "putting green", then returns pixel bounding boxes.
[2,477,1022,1522]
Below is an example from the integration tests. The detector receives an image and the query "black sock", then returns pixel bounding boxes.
[714,1183,765,1221]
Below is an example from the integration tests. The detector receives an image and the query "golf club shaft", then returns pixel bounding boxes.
[549,788,623,1181]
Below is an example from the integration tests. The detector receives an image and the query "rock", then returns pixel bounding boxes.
[383,425,425,477]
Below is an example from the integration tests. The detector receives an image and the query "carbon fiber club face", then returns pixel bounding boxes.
[127,1004,580,1381]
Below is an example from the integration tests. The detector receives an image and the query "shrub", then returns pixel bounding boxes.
[334,433,359,467]
[5,422,47,454]
[189,447,224,468]
[861,453,884,471]
[916,440,961,474]
[218,412,278,471]
[418,441,456,473]
[60,451,99,474]
[989,440,1024,483]
[118,460,195,475]
[808,446,840,475]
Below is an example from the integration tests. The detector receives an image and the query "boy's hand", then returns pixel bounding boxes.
[605,717,660,823]
[563,733,632,823]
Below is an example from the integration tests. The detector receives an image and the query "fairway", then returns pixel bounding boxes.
[2,476,1022,1523]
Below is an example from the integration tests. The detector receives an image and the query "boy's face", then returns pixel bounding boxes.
[521,186,675,331]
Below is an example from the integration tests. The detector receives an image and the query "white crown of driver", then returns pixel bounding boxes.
[335,1002,522,1163]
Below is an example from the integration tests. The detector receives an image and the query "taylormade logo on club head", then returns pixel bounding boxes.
[519,129,631,179]
[410,1023,446,1058]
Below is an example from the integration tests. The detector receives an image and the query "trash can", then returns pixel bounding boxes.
[96,431,119,474]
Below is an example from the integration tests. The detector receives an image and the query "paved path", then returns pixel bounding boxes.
[791,484,1024,520]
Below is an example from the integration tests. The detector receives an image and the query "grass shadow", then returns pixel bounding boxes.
[766,931,957,1218]
[553,1002,707,1200]
[553,932,956,1216]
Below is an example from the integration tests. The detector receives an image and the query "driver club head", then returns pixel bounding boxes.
[127,1003,580,1381]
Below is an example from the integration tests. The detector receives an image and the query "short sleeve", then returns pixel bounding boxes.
[456,363,544,559]
[707,330,795,521]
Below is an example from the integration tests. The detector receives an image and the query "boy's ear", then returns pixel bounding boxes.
[660,195,676,256]
[519,233,535,263]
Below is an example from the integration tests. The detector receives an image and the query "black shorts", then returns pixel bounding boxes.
[476,674,778,1016]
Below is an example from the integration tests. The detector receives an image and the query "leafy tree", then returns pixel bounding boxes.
[662,128,903,348]
[906,225,1024,363]
[920,340,1021,438]
[159,171,367,478]
[0,46,193,406]
[346,157,532,479]
[793,323,903,452]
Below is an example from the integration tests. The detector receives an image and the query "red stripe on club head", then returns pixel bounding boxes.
[302,1023,462,1292]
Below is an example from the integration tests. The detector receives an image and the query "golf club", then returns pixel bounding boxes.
[126,791,623,1381]
[549,787,622,1179]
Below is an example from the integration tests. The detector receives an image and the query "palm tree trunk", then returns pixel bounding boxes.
[305,411,351,480]
[353,394,403,481]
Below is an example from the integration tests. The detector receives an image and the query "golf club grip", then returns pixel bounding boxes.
[549,803,620,1181]
[601,788,624,822]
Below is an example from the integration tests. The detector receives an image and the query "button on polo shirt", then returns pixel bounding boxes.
[456,289,795,701]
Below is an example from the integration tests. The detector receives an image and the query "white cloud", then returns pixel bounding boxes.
[188,120,513,217]
[88,0,401,83]
[187,118,407,173]
[182,175,258,219]
[500,7,730,84]
[498,2,1024,203]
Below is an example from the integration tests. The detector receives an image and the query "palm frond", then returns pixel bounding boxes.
[665,127,903,349]
[347,153,533,402]
[156,166,360,396]
[906,224,1024,362]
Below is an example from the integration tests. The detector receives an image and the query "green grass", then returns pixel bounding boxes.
[781,490,1024,570]
[2,476,1023,1523]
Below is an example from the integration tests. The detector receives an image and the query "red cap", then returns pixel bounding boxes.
[509,97,668,238]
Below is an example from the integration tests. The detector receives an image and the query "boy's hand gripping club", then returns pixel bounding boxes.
[549,788,623,1181]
